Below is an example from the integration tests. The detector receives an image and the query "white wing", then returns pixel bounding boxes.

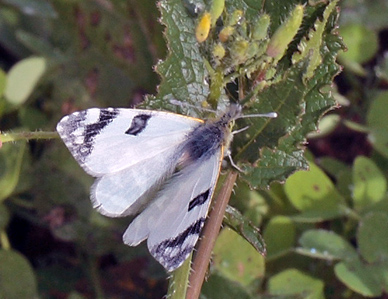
[123,150,222,271]
[56,108,201,175]
[56,108,202,216]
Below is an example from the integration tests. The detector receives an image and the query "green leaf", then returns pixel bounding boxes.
[367,91,388,157]
[267,268,325,299]
[0,204,10,230]
[319,157,353,199]
[145,0,209,114]
[339,23,378,64]
[340,0,388,31]
[0,68,6,98]
[297,229,358,262]
[373,262,388,295]
[334,259,382,297]
[352,156,387,211]
[319,157,350,180]
[213,228,265,287]
[229,179,268,225]
[292,0,339,81]
[284,162,346,221]
[201,273,251,299]
[363,198,388,216]
[145,0,343,192]
[0,142,26,202]
[238,10,343,187]
[307,114,340,139]
[236,62,308,187]
[18,106,49,130]
[332,212,388,297]
[4,56,47,105]
[263,216,295,259]
[16,30,64,59]
[357,212,388,264]
[266,4,304,60]
[3,0,57,18]
[0,249,38,298]
[224,205,266,255]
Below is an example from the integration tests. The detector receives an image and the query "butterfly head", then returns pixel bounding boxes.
[217,103,242,128]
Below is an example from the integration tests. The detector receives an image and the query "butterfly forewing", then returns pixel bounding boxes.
[57,108,202,217]
[56,108,202,176]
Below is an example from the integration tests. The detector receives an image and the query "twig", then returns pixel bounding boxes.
[186,171,238,299]
[0,131,58,144]
[167,255,191,299]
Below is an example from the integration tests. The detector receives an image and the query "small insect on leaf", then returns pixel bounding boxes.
[209,0,225,27]
[212,42,226,64]
[217,10,243,42]
[229,9,243,26]
[266,4,304,60]
[230,39,249,65]
[252,14,270,41]
[218,26,234,43]
[196,12,212,43]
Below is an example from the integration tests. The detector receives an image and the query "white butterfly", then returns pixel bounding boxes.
[56,104,275,271]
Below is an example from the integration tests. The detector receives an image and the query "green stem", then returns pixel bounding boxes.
[340,205,361,222]
[186,171,238,299]
[0,131,59,143]
[87,254,105,299]
[0,230,11,250]
[10,197,35,210]
[166,255,191,299]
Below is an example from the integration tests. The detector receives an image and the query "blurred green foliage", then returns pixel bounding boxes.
[0,0,387,298]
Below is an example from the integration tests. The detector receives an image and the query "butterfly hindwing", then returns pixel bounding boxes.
[123,150,223,271]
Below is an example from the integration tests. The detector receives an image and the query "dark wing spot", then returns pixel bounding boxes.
[188,189,211,211]
[82,108,119,157]
[150,218,206,271]
[125,114,152,136]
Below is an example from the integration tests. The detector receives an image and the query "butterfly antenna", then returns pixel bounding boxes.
[238,111,278,119]
[169,99,215,113]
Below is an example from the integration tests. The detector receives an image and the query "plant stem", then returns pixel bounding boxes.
[186,171,238,299]
[167,255,192,299]
[0,131,59,143]
[0,230,11,250]
[87,254,105,299]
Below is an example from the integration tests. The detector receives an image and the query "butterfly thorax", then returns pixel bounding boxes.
[179,104,241,166]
